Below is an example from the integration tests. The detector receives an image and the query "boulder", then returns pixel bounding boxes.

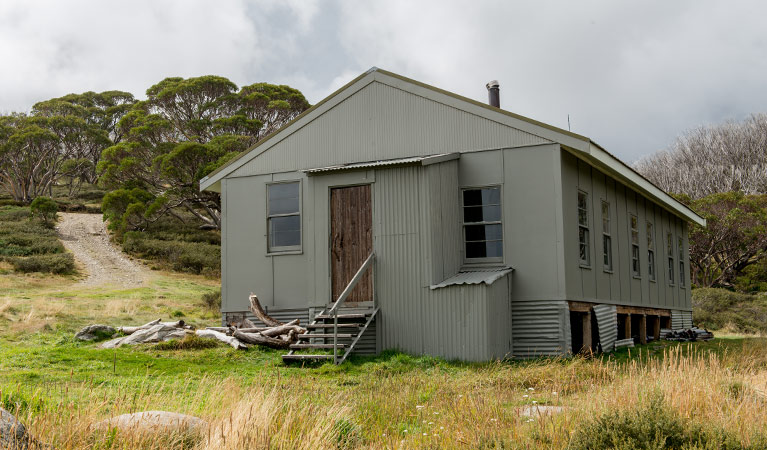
[75,325,116,342]
[92,411,206,434]
[1,407,29,450]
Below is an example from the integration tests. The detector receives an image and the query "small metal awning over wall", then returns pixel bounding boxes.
[301,153,459,175]
[430,267,513,290]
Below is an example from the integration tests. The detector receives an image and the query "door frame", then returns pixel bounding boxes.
[326,182,375,307]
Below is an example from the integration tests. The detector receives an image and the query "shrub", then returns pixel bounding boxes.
[153,334,220,350]
[30,196,59,225]
[0,206,31,221]
[569,393,745,450]
[121,232,220,275]
[692,288,767,334]
[201,289,221,311]
[8,253,75,274]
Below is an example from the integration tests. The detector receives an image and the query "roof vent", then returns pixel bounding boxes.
[486,80,500,108]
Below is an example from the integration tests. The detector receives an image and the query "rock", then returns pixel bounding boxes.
[1,407,29,450]
[92,411,206,434]
[75,325,116,342]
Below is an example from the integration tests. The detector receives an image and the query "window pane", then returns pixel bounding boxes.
[269,215,301,248]
[579,227,589,264]
[268,183,299,215]
[578,208,588,227]
[646,222,654,247]
[463,205,501,223]
[463,188,500,207]
[603,235,612,269]
[466,240,502,259]
[602,202,610,234]
[578,192,587,211]
[465,224,503,241]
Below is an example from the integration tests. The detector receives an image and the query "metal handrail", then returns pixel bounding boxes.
[330,252,375,363]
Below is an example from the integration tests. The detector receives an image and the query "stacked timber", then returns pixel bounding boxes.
[662,327,714,342]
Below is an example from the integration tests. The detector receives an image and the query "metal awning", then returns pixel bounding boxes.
[430,266,513,290]
[301,153,459,175]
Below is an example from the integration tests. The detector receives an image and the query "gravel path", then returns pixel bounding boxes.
[56,213,154,287]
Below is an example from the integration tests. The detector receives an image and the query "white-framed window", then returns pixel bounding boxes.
[577,191,590,267]
[601,200,612,271]
[630,214,640,277]
[667,232,675,286]
[267,181,301,253]
[462,187,503,263]
[678,237,685,288]
[647,221,656,282]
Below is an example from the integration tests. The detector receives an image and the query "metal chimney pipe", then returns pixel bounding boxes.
[486,80,500,108]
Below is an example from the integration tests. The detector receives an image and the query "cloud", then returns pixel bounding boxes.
[0,0,764,161]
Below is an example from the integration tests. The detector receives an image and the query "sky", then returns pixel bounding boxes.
[1,0,765,163]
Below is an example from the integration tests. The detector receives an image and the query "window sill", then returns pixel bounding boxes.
[603,269,614,274]
[266,250,303,256]
[650,279,657,283]
[632,275,642,280]
[579,264,592,270]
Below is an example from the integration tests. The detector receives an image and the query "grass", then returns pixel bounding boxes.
[2,273,767,448]
[693,287,767,334]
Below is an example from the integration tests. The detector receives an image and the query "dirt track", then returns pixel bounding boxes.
[56,213,153,287]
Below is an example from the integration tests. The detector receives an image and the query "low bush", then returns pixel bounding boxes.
[122,232,220,276]
[692,288,767,334]
[0,206,74,274]
[30,196,58,225]
[570,393,748,450]
[8,253,76,274]
[200,289,221,311]
[153,334,220,350]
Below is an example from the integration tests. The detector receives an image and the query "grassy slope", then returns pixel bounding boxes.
[2,272,767,449]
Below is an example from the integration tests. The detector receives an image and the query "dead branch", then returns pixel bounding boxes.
[195,329,247,350]
[248,293,283,327]
[232,329,291,349]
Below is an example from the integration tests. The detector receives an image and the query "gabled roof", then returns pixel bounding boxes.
[200,67,704,227]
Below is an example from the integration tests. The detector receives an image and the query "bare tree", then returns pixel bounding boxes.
[635,114,767,199]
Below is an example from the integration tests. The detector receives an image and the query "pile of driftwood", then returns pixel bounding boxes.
[203,294,307,349]
[661,327,714,342]
[82,294,306,350]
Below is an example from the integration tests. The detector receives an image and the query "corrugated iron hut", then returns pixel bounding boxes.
[200,68,705,363]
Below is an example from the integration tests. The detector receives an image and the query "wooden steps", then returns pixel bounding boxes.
[306,323,361,329]
[297,333,353,339]
[282,306,378,365]
[290,343,347,349]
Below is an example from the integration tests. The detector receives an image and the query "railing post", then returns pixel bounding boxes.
[333,310,338,364]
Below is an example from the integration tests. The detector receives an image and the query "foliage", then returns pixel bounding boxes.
[692,288,767,334]
[200,289,221,311]
[0,205,74,274]
[569,393,746,450]
[679,192,767,288]
[97,75,309,231]
[153,334,220,350]
[119,218,220,276]
[30,196,58,225]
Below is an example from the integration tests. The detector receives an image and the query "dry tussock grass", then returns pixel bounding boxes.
[13,345,766,449]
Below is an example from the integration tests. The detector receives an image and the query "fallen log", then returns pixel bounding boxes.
[257,320,306,337]
[232,329,291,349]
[102,324,190,348]
[249,293,283,327]
[118,319,161,335]
[195,329,247,350]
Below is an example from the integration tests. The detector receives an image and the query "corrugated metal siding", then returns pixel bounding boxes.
[593,304,618,352]
[426,160,461,284]
[230,81,550,178]
[671,310,693,330]
[512,300,570,358]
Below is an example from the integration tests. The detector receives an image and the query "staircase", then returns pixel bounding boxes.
[282,306,378,364]
[282,252,377,365]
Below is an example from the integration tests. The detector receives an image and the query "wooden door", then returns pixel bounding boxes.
[330,185,373,303]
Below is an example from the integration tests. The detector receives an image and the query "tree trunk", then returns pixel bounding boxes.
[195,329,247,350]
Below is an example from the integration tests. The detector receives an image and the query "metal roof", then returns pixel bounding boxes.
[301,153,459,175]
[430,267,513,290]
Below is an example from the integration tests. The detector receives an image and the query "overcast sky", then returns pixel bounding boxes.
[1,0,765,162]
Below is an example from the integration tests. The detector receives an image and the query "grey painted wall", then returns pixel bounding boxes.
[560,150,692,310]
